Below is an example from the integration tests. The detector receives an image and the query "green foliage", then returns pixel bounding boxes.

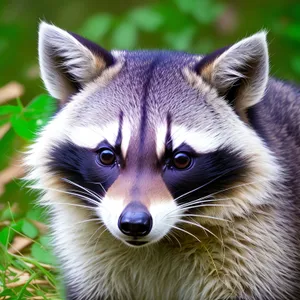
[0,206,59,299]
[0,93,57,296]
[128,7,164,32]
[0,0,300,299]
[79,13,113,41]
[0,242,59,299]
[0,94,56,140]
[112,21,138,49]
[78,0,224,51]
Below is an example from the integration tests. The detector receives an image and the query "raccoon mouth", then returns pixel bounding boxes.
[126,240,148,246]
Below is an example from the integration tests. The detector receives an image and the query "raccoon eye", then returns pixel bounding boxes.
[172,152,192,170]
[98,148,116,166]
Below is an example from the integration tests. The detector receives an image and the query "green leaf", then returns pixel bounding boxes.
[23,94,57,137]
[112,21,137,49]
[79,13,113,42]
[174,0,198,13]
[0,207,17,221]
[24,94,56,118]
[0,127,16,170]
[174,0,224,24]
[39,235,51,247]
[164,26,196,50]
[21,220,39,239]
[10,114,33,140]
[31,243,56,265]
[128,7,164,32]
[16,273,37,300]
[0,290,16,297]
[0,227,14,246]
[9,94,56,140]
[0,105,21,116]
[16,98,24,109]
[192,0,224,24]
[11,220,24,233]
[155,4,193,31]
[26,207,46,222]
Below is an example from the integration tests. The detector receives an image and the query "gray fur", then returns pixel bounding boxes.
[26,23,300,300]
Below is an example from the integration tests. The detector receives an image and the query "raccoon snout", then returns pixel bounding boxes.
[118,202,153,237]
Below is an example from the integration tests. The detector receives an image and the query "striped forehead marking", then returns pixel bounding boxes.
[127,57,161,203]
[69,111,131,158]
[155,123,221,158]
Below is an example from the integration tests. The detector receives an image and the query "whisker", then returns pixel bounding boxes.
[174,214,228,222]
[173,166,245,203]
[178,219,222,243]
[62,178,102,202]
[168,232,182,248]
[75,218,102,225]
[84,223,106,251]
[164,234,172,244]
[43,186,100,206]
[180,204,234,210]
[88,181,107,194]
[49,202,96,210]
[166,223,202,243]
[167,202,234,217]
[180,178,269,206]
[68,188,102,200]
[91,227,109,257]
[169,178,269,216]
[176,197,233,210]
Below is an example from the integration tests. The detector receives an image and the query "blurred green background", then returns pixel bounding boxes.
[0,0,299,298]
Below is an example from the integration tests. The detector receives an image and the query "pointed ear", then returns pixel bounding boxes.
[38,22,114,103]
[196,31,269,113]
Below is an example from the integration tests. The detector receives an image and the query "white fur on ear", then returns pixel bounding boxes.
[199,31,269,111]
[39,22,113,101]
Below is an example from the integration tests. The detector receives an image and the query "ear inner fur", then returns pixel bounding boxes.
[38,22,115,103]
[195,32,269,115]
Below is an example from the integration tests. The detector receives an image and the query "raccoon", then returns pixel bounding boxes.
[25,22,300,300]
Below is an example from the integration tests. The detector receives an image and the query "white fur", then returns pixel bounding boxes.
[69,123,119,149]
[120,118,131,158]
[155,123,167,158]
[39,22,109,100]
[98,196,179,246]
[171,125,220,153]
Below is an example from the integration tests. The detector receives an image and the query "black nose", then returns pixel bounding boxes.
[118,202,152,237]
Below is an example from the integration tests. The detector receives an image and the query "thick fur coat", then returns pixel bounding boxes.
[25,23,300,300]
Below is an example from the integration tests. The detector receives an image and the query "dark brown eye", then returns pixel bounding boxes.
[98,149,116,166]
[172,152,192,169]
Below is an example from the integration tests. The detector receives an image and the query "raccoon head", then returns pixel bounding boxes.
[26,22,280,248]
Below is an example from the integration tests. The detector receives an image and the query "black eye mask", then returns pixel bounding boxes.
[162,144,249,205]
[47,140,120,205]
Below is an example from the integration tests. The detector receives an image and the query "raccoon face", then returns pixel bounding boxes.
[26,23,279,247]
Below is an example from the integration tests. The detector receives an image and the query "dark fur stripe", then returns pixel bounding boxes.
[47,141,120,205]
[115,111,123,150]
[162,145,249,205]
[130,58,160,201]
[138,58,159,158]
[165,113,173,154]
